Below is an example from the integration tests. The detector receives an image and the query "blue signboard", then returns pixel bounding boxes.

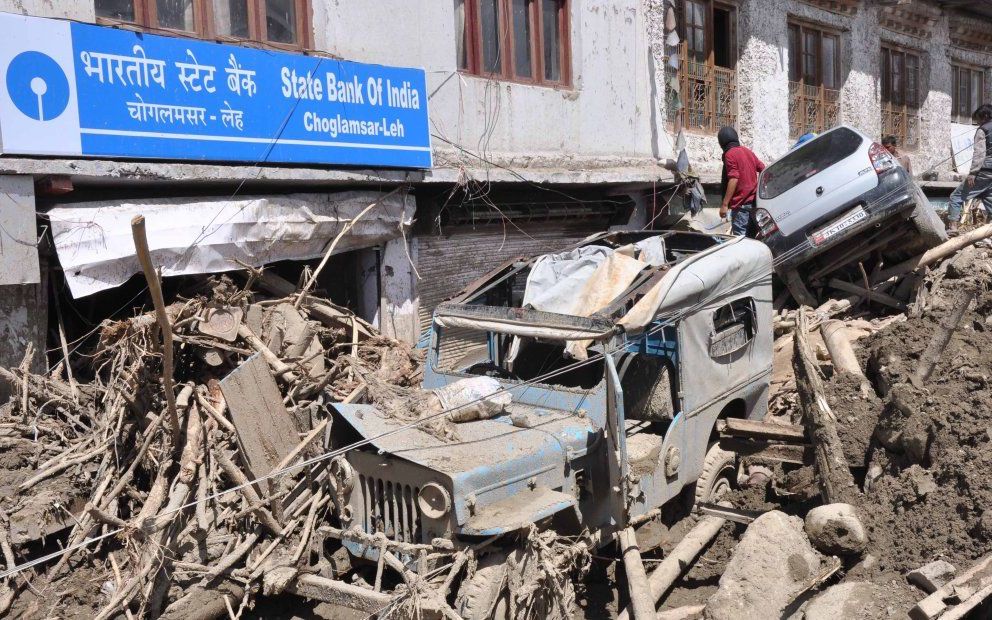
[0,13,432,168]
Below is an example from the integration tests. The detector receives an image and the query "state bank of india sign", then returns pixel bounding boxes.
[0,12,432,168]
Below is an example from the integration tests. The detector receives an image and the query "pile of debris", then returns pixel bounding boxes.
[641,242,992,619]
[0,268,421,619]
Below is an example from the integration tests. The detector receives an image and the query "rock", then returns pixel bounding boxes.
[705,511,824,620]
[905,465,937,499]
[804,503,867,556]
[801,581,890,619]
[906,560,956,594]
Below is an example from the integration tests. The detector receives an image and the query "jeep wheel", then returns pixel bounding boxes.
[695,443,737,505]
[456,553,510,619]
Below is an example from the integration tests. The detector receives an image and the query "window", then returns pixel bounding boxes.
[952,64,987,125]
[788,22,841,138]
[455,0,570,86]
[881,45,922,150]
[94,0,310,49]
[759,127,863,200]
[666,1,737,133]
[710,297,755,358]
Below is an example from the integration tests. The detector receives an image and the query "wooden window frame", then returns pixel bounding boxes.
[787,20,841,137]
[880,43,922,150]
[952,62,988,125]
[458,0,572,88]
[666,0,738,134]
[95,0,312,51]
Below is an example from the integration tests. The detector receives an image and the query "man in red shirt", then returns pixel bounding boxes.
[717,127,766,237]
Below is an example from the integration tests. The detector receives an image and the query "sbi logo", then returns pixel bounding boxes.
[6,51,70,121]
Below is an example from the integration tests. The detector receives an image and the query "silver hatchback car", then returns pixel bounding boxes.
[754,125,945,305]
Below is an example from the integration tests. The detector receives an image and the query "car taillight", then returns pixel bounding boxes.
[755,208,778,238]
[868,142,895,175]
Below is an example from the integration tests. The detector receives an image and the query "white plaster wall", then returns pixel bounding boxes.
[313,0,664,172]
[654,0,991,183]
[0,0,93,20]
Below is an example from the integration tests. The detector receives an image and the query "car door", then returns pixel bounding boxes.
[758,127,878,237]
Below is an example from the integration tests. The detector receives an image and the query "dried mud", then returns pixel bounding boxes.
[838,250,992,575]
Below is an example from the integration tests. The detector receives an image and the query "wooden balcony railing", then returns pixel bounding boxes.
[789,81,840,138]
[882,102,921,150]
[669,59,737,134]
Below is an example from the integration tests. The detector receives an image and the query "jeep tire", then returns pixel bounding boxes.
[694,442,736,505]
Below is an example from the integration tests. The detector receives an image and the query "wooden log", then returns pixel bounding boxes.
[131,215,180,438]
[286,573,392,614]
[874,222,992,283]
[617,513,727,620]
[794,308,861,506]
[619,527,656,620]
[656,605,706,620]
[911,286,976,387]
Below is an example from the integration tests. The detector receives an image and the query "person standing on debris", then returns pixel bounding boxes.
[882,135,913,177]
[718,127,765,237]
[947,104,992,235]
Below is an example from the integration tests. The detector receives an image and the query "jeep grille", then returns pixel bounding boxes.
[358,474,422,543]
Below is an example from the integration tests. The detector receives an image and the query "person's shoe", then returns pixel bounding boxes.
[948,221,960,236]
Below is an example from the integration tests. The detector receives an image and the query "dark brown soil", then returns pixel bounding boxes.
[850,250,992,574]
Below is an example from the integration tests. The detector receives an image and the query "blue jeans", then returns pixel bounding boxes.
[731,203,756,237]
[948,172,992,222]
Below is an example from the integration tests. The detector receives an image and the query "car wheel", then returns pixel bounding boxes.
[909,183,948,247]
[695,442,737,505]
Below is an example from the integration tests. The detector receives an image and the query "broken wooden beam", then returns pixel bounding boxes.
[718,437,812,466]
[911,286,976,387]
[696,502,764,525]
[717,418,806,443]
[827,279,906,311]
[874,222,992,283]
[911,553,992,620]
[794,308,861,506]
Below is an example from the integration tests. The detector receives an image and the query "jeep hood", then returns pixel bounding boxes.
[332,403,594,529]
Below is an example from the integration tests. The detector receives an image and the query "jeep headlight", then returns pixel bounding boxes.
[418,483,451,520]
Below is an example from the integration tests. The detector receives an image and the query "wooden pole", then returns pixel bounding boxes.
[873,222,992,283]
[911,287,976,387]
[131,215,180,438]
[794,308,860,505]
[617,514,726,620]
[618,527,656,620]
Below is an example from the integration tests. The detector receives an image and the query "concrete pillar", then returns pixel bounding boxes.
[841,6,881,138]
[918,14,953,177]
[736,0,791,163]
[0,175,47,375]
[377,237,420,345]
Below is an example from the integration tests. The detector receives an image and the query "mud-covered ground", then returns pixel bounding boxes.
[572,247,992,618]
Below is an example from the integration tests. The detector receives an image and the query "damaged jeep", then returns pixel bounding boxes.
[323,231,773,618]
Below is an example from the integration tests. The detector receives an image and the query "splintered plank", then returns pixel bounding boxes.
[718,418,807,443]
[220,353,300,481]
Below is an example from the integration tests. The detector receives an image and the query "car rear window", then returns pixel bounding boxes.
[759,127,864,200]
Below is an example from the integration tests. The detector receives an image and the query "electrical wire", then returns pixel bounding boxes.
[0,234,814,582]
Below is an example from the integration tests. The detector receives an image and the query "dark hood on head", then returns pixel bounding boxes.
[718,126,740,152]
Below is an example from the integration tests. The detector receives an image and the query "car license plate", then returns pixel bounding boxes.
[810,206,867,246]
